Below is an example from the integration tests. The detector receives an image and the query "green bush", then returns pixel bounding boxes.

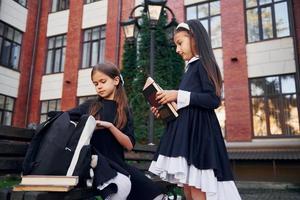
[122,13,184,144]
[0,175,21,189]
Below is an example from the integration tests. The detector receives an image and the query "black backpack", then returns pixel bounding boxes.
[22,112,96,184]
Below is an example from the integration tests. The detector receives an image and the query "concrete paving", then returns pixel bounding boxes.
[237,181,300,200]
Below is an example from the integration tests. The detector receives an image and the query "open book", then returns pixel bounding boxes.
[143,77,178,122]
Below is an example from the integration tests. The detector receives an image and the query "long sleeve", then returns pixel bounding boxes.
[67,100,92,121]
[178,60,221,110]
[121,108,136,147]
[189,63,220,109]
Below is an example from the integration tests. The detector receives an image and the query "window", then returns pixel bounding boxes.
[51,0,69,12]
[215,84,225,137]
[245,0,291,43]
[85,0,101,4]
[0,21,23,70]
[81,26,106,68]
[250,74,300,137]
[78,95,97,105]
[13,0,27,7]
[45,34,67,74]
[40,99,61,123]
[0,94,15,126]
[186,0,222,48]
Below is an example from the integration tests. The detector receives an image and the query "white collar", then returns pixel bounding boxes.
[185,56,199,72]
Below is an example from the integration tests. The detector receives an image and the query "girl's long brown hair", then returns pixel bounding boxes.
[176,20,223,97]
[89,62,129,129]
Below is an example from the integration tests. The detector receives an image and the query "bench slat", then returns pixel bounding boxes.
[10,187,100,200]
[128,162,151,171]
[125,151,154,161]
[0,126,34,141]
[0,157,24,172]
[0,140,29,156]
[132,144,157,153]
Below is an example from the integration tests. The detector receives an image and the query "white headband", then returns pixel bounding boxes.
[119,74,124,86]
[176,22,190,31]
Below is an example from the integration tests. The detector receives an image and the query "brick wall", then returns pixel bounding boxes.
[221,0,252,141]
[27,0,50,125]
[167,0,184,23]
[119,0,135,68]
[13,0,38,127]
[106,0,121,65]
[61,1,84,111]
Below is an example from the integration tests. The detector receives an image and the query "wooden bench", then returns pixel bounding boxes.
[0,126,178,200]
[125,144,178,200]
[0,126,99,200]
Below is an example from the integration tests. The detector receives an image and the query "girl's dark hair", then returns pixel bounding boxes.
[89,62,128,129]
[176,19,223,97]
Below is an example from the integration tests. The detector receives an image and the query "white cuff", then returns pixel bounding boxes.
[177,90,190,110]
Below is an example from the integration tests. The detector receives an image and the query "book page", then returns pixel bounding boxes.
[143,77,155,90]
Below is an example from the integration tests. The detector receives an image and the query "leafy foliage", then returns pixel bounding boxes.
[122,13,184,144]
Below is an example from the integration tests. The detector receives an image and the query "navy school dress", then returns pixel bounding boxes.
[68,98,163,200]
[149,58,241,200]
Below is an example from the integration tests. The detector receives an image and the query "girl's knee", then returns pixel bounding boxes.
[190,187,206,200]
[183,185,192,200]
[106,172,131,200]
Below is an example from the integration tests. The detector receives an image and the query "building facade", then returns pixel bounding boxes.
[0,0,299,143]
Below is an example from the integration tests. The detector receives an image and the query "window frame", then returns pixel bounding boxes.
[185,0,222,49]
[50,0,70,13]
[249,74,300,138]
[77,95,97,105]
[45,34,67,74]
[0,94,15,126]
[85,0,101,4]
[40,99,61,123]
[245,0,292,43]
[13,0,27,7]
[81,25,106,69]
[0,21,23,71]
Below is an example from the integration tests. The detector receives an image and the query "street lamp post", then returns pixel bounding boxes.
[121,0,177,144]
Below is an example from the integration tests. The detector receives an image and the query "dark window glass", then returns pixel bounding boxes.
[250,74,300,137]
[81,26,106,68]
[45,34,67,74]
[0,21,23,70]
[78,95,97,105]
[51,0,69,12]
[0,94,15,126]
[13,0,27,7]
[186,0,222,48]
[40,99,61,123]
[85,0,101,4]
[245,0,290,43]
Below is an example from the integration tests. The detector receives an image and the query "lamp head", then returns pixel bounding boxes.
[145,0,167,28]
[121,18,138,43]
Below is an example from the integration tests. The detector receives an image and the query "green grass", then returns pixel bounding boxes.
[0,175,21,189]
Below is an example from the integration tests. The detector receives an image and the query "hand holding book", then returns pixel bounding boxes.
[143,77,179,122]
[156,90,178,108]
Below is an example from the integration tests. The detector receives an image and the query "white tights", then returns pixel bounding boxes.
[100,172,131,200]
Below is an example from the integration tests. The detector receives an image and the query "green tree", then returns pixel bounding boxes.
[122,12,184,144]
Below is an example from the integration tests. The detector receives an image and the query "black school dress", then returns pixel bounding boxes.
[149,58,241,200]
[69,98,163,200]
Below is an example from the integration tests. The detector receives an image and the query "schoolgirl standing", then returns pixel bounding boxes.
[68,62,164,200]
[149,20,242,200]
